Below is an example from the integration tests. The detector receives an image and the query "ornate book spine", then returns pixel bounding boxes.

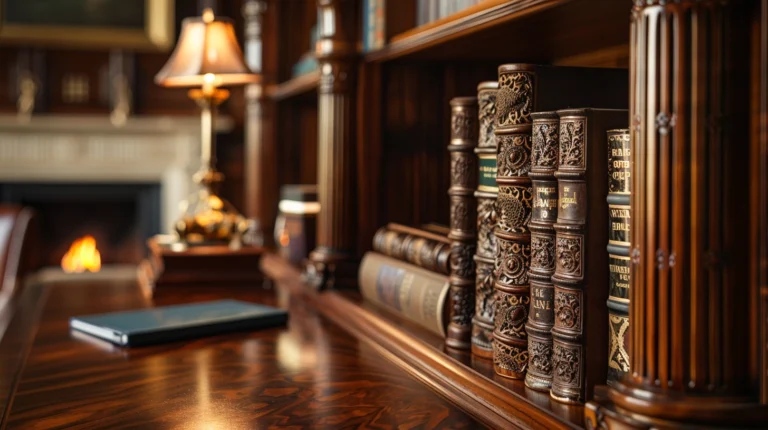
[472,81,499,359]
[492,65,533,379]
[372,226,451,275]
[447,97,478,350]
[550,108,624,404]
[359,252,450,337]
[606,129,631,386]
[525,111,559,391]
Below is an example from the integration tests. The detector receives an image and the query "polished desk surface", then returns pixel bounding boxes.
[0,274,482,429]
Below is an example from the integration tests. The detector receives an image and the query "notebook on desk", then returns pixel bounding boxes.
[70,299,288,347]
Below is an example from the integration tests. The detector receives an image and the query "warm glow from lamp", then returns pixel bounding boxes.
[153,10,257,245]
[154,13,259,88]
[202,8,214,23]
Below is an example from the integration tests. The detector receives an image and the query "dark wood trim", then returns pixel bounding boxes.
[365,0,562,62]
[263,253,582,430]
[267,71,320,101]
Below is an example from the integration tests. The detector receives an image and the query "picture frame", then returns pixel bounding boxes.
[0,0,174,51]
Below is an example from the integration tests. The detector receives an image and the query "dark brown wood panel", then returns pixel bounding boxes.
[0,271,482,429]
[367,0,629,66]
[356,62,498,259]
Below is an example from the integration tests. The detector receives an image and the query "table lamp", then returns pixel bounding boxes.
[155,8,258,246]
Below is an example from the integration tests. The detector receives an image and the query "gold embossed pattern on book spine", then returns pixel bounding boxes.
[525,112,560,391]
[472,82,499,358]
[447,97,478,350]
[606,129,631,386]
[492,68,533,379]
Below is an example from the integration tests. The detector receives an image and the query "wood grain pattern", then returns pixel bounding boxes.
[0,266,482,429]
[258,254,583,430]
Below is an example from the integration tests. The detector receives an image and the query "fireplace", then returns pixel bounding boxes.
[0,114,232,269]
[0,182,161,266]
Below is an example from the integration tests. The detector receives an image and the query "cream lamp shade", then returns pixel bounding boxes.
[155,10,258,88]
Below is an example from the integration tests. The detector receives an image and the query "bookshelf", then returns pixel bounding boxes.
[244,0,768,428]
[365,0,628,65]
[244,0,319,244]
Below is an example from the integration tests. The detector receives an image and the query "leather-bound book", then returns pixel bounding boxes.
[525,111,559,391]
[491,64,627,380]
[359,252,450,337]
[447,97,479,350]
[372,223,451,275]
[605,128,631,386]
[550,108,627,404]
[472,81,499,359]
[493,69,533,380]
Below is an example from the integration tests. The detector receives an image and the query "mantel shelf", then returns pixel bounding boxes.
[267,71,320,101]
[364,0,629,67]
[261,253,585,430]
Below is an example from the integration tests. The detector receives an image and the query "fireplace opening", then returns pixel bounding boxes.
[0,183,161,267]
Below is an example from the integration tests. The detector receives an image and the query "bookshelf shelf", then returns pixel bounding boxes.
[262,253,584,429]
[267,71,320,101]
[365,0,628,67]
[248,1,768,428]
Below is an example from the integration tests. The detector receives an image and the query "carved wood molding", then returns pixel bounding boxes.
[307,0,360,289]
[589,0,768,427]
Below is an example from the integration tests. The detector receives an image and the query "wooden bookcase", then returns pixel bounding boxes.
[245,0,768,428]
[244,0,319,244]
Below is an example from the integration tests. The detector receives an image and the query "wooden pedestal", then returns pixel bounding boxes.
[139,236,264,296]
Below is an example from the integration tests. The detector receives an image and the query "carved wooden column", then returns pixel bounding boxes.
[306,0,358,289]
[242,0,267,236]
[586,0,767,427]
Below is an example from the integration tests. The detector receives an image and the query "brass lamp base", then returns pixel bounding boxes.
[174,170,248,247]
[173,87,248,247]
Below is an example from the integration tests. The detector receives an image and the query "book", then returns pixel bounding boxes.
[363,0,385,52]
[491,64,628,381]
[70,300,288,347]
[472,81,499,359]
[447,96,479,350]
[606,128,631,386]
[359,252,450,337]
[550,108,627,404]
[525,111,559,391]
[372,223,451,275]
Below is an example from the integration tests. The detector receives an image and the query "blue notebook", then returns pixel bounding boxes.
[70,300,288,347]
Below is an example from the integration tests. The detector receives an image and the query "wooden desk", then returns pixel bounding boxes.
[0,267,482,428]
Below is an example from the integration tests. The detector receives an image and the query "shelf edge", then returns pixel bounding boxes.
[261,253,582,430]
[365,0,566,63]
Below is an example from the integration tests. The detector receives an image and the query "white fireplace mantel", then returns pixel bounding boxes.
[0,114,233,233]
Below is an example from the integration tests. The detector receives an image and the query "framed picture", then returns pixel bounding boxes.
[0,0,174,51]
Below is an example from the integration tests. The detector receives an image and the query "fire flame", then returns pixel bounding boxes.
[61,235,101,273]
